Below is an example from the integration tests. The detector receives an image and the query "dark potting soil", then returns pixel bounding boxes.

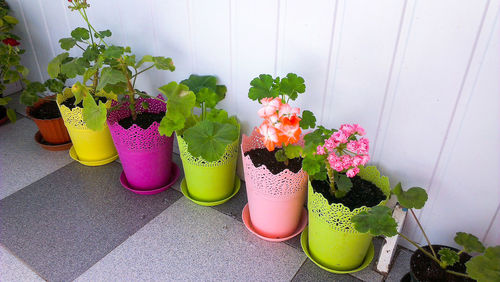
[31,100,61,119]
[311,176,386,211]
[410,245,473,282]
[0,106,6,119]
[118,112,165,130]
[244,147,302,174]
[60,96,108,110]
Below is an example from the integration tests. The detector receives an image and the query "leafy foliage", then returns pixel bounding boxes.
[454,232,485,253]
[280,73,305,100]
[438,248,460,267]
[466,246,500,282]
[183,120,239,162]
[248,73,306,103]
[248,74,278,101]
[392,182,428,209]
[300,110,316,129]
[334,172,353,198]
[82,94,107,131]
[158,82,196,137]
[351,206,398,237]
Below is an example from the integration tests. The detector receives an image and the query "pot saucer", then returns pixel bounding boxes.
[69,146,119,166]
[120,163,181,195]
[34,131,72,151]
[300,226,375,274]
[242,204,307,242]
[181,177,241,206]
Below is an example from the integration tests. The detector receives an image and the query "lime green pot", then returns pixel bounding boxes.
[177,135,239,203]
[307,166,390,271]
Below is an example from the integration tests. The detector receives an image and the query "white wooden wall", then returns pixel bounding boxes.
[8,0,500,249]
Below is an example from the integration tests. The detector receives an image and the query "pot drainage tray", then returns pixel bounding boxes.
[300,226,374,274]
[181,177,240,207]
[120,163,181,195]
[242,204,307,242]
[34,131,72,151]
[69,146,119,166]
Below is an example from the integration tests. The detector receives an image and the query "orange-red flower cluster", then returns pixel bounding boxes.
[257,97,301,151]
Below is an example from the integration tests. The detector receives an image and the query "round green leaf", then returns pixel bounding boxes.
[466,246,500,282]
[392,183,428,209]
[454,232,485,253]
[352,206,398,237]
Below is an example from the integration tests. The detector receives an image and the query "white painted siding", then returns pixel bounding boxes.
[8,0,500,248]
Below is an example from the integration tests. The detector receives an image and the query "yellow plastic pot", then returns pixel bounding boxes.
[57,89,117,164]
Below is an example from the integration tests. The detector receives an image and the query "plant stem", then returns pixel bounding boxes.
[131,65,154,78]
[410,209,437,259]
[446,270,471,279]
[82,8,94,45]
[325,160,336,197]
[91,69,99,95]
[398,233,443,266]
[121,61,137,120]
[132,67,138,88]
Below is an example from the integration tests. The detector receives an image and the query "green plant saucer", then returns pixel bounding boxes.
[69,146,119,167]
[180,177,241,207]
[300,226,375,274]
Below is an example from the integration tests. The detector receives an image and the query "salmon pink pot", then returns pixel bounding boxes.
[107,97,174,190]
[242,128,308,238]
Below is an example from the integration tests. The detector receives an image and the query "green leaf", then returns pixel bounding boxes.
[71,81,88,105]
[438,248,460,267]
[61,57,88,78]
[300,110,316,129]
[141,101,149,110]
[153,56,175,71]
[181,74,217,93]
[47,53,69,78]
[136,55,153,68]
[280,73,305,100]
[44,79,65,93]
[6,108,16,123]
[3,15,18,24]
[16,65,29,77]
[466,246,500,282]
[0,97,11,105]
[248,74,278,101]
[303,154,322,176]
[275,149,287,162]
[352,206,398,237]
[20,91,39,106]
[83,45,99,61]
[59,38,76,50]
[335,173,353,198]
[102,45,124,59]
[71,27,90,41]
[183,120,239,162]
[392,183,428,209]
[197,87,220,108]
[158,82,196,136]
[454,232,485,253]
[96,29,111,38]
[82,94,107,131]
[83,66,97,84]
[97,67,127,90]
[215,85,227,101]
[284,144,302,159]
[205,108,230,124]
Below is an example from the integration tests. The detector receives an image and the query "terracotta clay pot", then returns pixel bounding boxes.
[27,96,70,145]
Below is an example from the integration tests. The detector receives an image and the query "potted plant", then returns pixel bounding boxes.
[47,0,117,165]
[299,124,390,272]
[158,74,240,205]
[95,42,178,194]
[241,73,316,241]
[352,183,500,282]
[0,1,28,124]
[20,77,72,150]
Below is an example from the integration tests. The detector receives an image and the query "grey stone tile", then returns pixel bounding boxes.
[291,260,362,282]
[0,162,183,282]
[0,118,73,200]
[210,178,248,221]
[76,198,306,281]
[350,237,385,282]
[385,248,412,282]
[0,244,44,281]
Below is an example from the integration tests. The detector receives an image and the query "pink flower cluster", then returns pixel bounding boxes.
[316,124,370,178]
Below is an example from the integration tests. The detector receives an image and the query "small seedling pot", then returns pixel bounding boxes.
[409,245,473,282]
[177,134,239,203]
[306,166,390,271]
[241,128,308,239]
[108,97,175,190]
[26,95,70,145]
[57,90,117,164]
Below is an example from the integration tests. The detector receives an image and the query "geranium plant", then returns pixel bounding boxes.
[0,2,28,122]
[302,124,370,198]
[20,76,68,106]
[248,73,316,163]
[48,0,175,130]
[351,183,500,282]
[158,74,239,162]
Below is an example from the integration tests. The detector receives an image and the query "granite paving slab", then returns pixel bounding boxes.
[385,247,412,281]
[0,161,183,281]
[0,244,44,281]
[350,237,385,282]
[0,118,73,200]
[76,197,306,281]
[291,260,362,282]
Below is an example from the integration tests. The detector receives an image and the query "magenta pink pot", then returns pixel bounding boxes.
[107,97,174,190]
[242,128,308,239]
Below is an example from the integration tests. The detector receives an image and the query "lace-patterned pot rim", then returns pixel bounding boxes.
[107,96,166,132]
[177,134,240,167]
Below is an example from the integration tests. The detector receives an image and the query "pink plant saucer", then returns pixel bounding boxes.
[242,204,308,242]
[119,163,180,195]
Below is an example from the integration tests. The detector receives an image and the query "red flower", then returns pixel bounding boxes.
[2,38,20,46]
